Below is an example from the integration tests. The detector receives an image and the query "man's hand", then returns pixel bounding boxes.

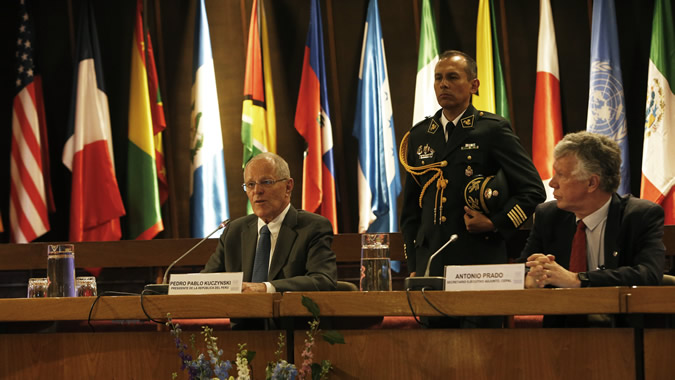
[525,253,581,288]
[524,254,553,288]
[463,206,495,233]
[242,282,267,293]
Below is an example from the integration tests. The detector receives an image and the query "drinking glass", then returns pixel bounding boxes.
[359,233,392,291]
[76,276,97,297]
[27,278,48,298]
[47,244,76,297]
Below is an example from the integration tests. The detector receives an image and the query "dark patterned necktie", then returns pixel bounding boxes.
[569,220,587,273]
[252,225,271,282]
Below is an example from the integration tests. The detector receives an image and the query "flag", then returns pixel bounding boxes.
[126,0,163,240]
[411,0,439,125]
[62,0,125,242]
[352,0,402,233]
[242,0,276,165]
[10,0,54,243]
[641,0,675,225]
[586,0,630,195]
[473,0,494,113]
[532,0,563,201]
[190,0,229,237]
[490,0,509,120]
[473,0,509,119]
[294,0,338,232]
[146,22,168,205]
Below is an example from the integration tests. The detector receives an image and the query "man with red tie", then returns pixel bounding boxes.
[522,131,664,289]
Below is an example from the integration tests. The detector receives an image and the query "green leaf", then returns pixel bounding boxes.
[301,295,320,318]
[311,363,323,380]
[246,350,256,363]
[321,330,345,345]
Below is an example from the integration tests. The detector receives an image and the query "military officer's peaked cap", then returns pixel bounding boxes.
[463,169,509,215]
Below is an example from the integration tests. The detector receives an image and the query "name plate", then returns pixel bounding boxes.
[444,264,524,291]
[168,272,243,295]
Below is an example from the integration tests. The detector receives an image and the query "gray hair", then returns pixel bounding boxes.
[244,152,291,179]
[553,131,621,193]
[438,50,477,80]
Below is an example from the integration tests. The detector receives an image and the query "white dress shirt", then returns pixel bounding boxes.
[578,197,611,271]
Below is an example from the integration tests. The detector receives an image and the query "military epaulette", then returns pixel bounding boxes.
[476,110,505,122]
[410,115,434,132]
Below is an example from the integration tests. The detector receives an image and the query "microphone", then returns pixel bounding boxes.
[144,219,230,294]
[404,234,458,291]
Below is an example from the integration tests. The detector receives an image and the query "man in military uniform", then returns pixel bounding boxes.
[400,50,546,286]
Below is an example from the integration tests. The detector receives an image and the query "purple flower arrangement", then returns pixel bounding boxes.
[167,296,344,380]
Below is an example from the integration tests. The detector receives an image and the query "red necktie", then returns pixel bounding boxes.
[569,220,587,273]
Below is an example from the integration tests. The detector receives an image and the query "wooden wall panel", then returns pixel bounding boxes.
[0,331,281,380]
[298,329,635,380]
[644,329,675,380]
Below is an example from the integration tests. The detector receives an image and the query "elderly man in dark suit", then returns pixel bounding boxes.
[203,152,337,293]
[522,131,664,289]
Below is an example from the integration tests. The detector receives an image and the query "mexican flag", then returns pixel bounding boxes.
[411,0,438,125]
[641,0,675,224]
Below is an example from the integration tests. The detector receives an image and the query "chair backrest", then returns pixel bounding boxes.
[336,280,359,291]
[662,274,675,286]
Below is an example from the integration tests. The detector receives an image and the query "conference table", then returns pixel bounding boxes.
[0,288,674,379]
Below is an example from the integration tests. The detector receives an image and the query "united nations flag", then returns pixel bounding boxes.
[463,170,509,215]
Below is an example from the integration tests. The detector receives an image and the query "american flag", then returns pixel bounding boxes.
[10,0,53,243]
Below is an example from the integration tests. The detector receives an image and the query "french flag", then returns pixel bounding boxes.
[62,0,125,241]
[294,0,338,232]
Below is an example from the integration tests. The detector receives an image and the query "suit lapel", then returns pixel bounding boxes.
[242,217,259,282]
[557,210,577,267]
[603,193,622,269]
[268,206,298,280]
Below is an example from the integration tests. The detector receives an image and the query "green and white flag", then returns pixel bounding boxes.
[490,0,509,121]
[641,0,675,224]
[412,0,439,125]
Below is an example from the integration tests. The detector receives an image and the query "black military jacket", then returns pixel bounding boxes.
[400,106,546,276]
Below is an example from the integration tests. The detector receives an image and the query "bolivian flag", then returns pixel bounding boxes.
[126,0,163,240]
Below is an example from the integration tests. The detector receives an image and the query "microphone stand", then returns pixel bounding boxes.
[403,234,458,291]
[144,219,230,295]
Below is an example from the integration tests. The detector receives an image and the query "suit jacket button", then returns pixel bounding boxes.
[442,197,447,203]
[613,251,618,257]
[440,216,447,222]
[467,155,472,160]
